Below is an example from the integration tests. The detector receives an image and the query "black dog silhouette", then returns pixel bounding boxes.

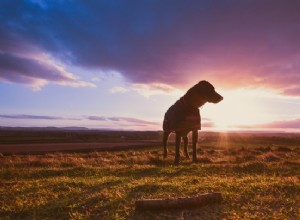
[163,80,223,164]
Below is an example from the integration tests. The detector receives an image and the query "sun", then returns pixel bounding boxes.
[202,88,270,131]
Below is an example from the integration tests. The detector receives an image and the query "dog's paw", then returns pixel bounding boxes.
[163,151,168,159]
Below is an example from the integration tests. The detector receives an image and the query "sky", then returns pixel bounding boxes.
[1,0,300,132]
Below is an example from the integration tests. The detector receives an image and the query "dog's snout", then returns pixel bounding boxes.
[217,93,223,102]
[208,91,223,103]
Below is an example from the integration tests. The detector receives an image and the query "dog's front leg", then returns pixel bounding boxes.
[174,131,181,165]
[192,130,198,162]
[163,131,170,159]
[183,136,190,159]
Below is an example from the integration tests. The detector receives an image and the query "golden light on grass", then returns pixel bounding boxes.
[1,145,299,219]
[216,131,229,149]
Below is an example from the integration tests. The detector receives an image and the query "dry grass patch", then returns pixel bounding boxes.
[0,146,299,219]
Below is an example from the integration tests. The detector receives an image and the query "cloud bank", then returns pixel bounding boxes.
[1,0,300,94]
[0,52,95,90]
[239,118,300,130]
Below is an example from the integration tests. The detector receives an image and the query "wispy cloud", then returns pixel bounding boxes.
[0,114,83,121]
[87,116,159,126]
[0,114,63,120]
[109,86,128,94]
[237,118,300,130]
[86,116,107,121]
[266,119,300,129]
[201,118,215,128]
[132,83,180,97]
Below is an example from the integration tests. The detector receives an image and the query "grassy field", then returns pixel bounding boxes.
[0,131,300,219]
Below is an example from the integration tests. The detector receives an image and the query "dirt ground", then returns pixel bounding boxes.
[0,141,159,154]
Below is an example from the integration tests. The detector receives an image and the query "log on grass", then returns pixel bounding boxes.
[135,192,222,211]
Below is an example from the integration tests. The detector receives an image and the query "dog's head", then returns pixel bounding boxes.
[185,80,223,108]
[197,80,223,104]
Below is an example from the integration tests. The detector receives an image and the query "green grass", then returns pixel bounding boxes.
[0,146,299,219]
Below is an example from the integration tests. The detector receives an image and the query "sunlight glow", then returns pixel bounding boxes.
[202,88,274,130]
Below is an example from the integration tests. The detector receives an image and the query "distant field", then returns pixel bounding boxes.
[1,129,300,153]
[0,130,299,219]
[0,130,162,154]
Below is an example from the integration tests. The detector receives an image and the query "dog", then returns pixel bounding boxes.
[163,80,223,164]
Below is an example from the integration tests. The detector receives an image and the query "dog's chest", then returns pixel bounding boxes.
[164,98,201,132]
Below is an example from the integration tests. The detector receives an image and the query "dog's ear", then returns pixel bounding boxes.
[197,81,215,94]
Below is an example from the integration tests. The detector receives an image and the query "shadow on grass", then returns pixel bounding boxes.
[131,204,223,220]
[0,166,104,180]
[130,183,181,195]
[0,179,124,220]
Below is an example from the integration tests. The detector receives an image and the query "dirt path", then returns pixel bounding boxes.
[0,141,160,154]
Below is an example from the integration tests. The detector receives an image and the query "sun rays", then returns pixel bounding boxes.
[202,88,277,131]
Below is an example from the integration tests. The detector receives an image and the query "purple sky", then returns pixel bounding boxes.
[0,0,300,131]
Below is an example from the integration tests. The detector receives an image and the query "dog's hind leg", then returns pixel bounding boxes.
[175,131,181,165]
[192,130,198,163]
[183,136,190,159]
[163,131,170,159]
